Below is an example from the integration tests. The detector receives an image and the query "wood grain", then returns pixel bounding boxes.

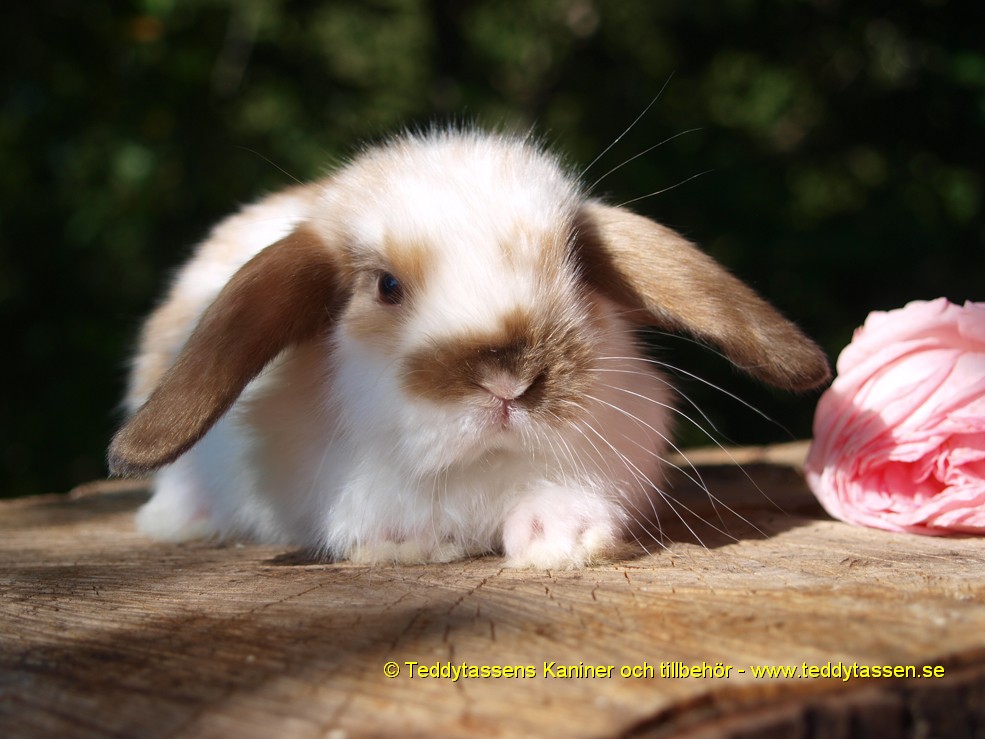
[1,443,983,738]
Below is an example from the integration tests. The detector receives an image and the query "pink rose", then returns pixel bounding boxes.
[805,298,985,535]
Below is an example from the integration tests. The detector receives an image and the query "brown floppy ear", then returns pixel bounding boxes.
[575,201,830,391]
[109,226,348,477]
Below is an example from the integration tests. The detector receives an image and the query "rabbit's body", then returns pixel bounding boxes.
[114,129,829,568]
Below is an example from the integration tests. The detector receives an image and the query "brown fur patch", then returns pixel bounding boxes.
[384,236,432,291]
[109,226,350,476]
[342,238,433,351]
[497,222,569,273]
[574,202,830,391]
[401,305,598,422]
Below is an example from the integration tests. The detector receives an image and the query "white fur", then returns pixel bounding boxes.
[126,130,674,568]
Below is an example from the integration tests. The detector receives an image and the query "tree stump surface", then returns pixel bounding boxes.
[2,442,984,738]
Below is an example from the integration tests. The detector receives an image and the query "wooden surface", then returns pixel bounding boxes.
[2,442,984,738]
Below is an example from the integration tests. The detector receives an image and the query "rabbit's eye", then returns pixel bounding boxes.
[377,271,404,305]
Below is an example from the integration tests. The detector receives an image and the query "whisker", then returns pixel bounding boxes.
[670,446,770,540]
[594,359,795,512]
[616,169,713,208]
[538,408,669,555]
[582,391,768,543]
[595,355,782,429]
[234,145,306,186]
[553,408,620,486]
[587,128,703,193]
[581,388,712,508]
[590,366,725,438]
[429,466,443,554]
[573,407,676,547]
[652,485,739,547]
[571,419,668,555]
[580,72,675,177]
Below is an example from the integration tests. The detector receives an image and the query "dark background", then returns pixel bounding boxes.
[2,0,982,497]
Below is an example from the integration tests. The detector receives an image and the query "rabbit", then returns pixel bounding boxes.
[109,127,830,569]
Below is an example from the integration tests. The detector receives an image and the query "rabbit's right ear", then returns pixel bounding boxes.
[109,226,348,477]
[575,202,831,391]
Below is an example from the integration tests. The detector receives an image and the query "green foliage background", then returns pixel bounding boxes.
[2,0,982,497]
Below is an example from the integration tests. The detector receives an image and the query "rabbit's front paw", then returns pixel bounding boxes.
[502,489,620,569]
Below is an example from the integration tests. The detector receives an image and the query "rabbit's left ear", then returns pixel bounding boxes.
[108,226,348,476]
[575,201,830,391]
